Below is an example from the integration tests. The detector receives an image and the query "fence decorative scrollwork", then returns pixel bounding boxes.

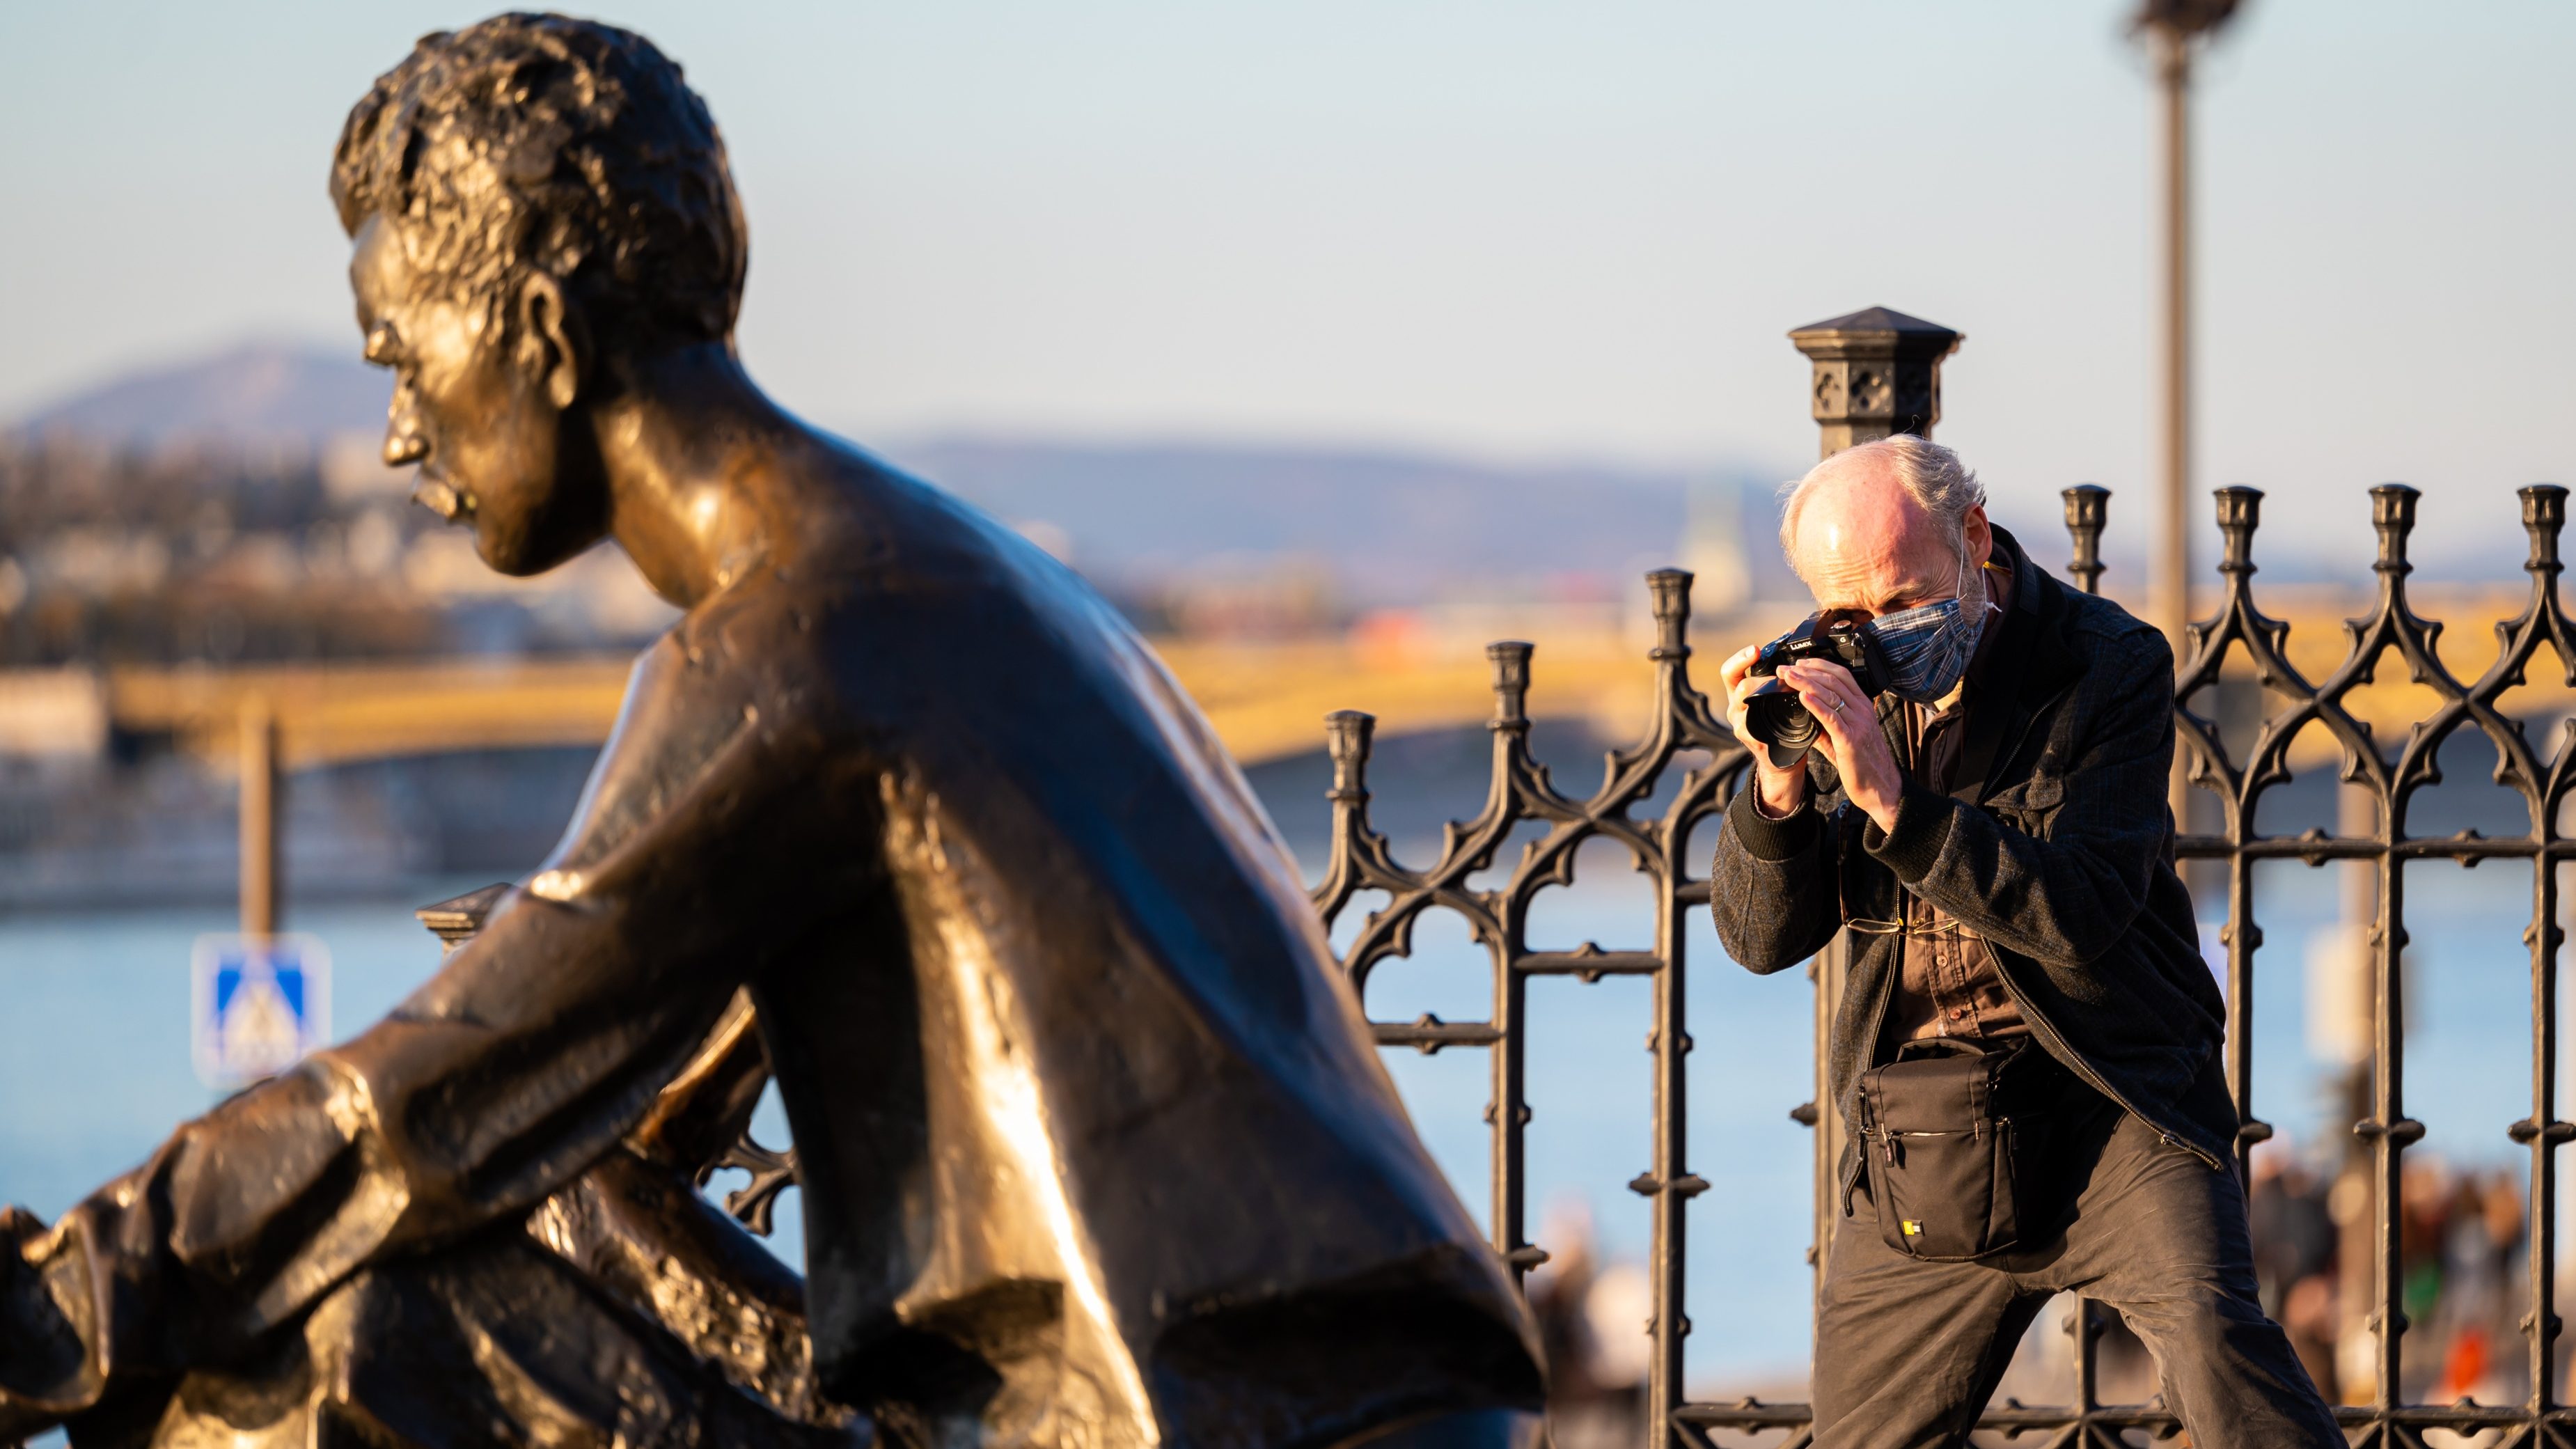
[1311,572,1745,1439]
[1312,481,2576,1448]
[2172,480,2576,1446]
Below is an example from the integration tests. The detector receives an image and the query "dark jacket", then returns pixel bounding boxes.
[1709,526,2236,1200]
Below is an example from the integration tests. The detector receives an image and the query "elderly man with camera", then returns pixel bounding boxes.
[1708,436,2340,1448]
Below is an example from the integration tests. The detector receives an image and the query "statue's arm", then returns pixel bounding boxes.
[0,637,867,1436]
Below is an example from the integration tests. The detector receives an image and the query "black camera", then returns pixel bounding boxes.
[1742,613,1892,760]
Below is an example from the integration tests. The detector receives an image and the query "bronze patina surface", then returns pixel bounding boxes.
[0,15,1540,1448]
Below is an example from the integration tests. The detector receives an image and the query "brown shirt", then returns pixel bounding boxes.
[1882,561,2029,1047]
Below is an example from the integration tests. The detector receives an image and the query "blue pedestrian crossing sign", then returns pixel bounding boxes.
[191,934,331,1090]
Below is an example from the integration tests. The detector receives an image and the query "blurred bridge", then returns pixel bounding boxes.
[32,629,1695,773]
[0,583,2548,774]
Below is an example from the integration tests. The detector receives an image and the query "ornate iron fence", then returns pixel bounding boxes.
[1310,480,2576,1448]
[415,467,2576,1446]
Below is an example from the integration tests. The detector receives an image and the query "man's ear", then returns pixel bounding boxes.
[1961,503,1993,568]
[515,273,588,411]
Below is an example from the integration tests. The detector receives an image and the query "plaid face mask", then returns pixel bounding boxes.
[1867,560,1990,705]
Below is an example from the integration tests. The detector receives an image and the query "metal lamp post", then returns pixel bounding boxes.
[2134,0,2241,823]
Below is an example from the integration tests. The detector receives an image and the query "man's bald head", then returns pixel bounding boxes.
[1778,434,1992,616]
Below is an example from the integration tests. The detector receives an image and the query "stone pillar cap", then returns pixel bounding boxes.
[1787,306,1964,359]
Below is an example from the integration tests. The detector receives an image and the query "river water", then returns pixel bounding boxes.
[0,731,2563,1395]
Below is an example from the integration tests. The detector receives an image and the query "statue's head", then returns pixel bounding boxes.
[332,13,746,574]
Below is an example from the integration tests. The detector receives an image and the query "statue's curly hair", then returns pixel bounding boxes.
[330,13,747,354]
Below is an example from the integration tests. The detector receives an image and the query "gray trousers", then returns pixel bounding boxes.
[1812,1104,2343,1449]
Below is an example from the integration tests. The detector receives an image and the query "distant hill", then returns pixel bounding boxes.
[15,343,389,452]
[874,437,1779,607]
[10,340,1788,607]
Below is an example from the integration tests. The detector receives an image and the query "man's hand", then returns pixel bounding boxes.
[1774,659,1904,833]
[1720,645,1810,817]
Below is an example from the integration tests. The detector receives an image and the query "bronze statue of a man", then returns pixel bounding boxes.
[0,15,1540,1448]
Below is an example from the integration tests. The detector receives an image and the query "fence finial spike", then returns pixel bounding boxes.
[2370,483,2421,573]
[1485,642,1532,728]
[2519,484,2566,576]
[1644,569,1693,659]
[1324,710,1376,799]
[2061,485,2109,595]
[2213,486,2264,575]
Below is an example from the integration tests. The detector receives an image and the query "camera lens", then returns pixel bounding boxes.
[1743,682,1819,754]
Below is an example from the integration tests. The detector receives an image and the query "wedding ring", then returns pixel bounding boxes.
[1826,698,1844,714]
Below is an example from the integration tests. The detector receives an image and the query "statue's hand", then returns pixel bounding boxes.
[0,1205,81,1443]
[0,1203,41,1257]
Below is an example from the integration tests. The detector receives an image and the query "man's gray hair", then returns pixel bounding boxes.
[1777,434,1987,574]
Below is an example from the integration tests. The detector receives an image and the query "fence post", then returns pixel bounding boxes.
[238,693,278,939]
[1782,307,1965,1322]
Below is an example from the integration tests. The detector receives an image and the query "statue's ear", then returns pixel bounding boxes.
[515,273,589,411]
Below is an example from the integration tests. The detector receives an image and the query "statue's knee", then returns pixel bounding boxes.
[305,1265,379,1337]
[297,1264,397,1389]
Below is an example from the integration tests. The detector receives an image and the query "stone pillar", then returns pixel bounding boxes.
[1786,306,1964,1329]
[1786,306,1965,460]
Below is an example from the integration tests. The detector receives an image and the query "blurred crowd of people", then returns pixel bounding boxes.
[1525,1200,1651,1449]
[2248,1141,2534,1409]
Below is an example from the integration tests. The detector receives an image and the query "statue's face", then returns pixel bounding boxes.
[348,214,608,576]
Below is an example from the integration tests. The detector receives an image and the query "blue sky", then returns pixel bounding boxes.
[4,1,2571,572]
